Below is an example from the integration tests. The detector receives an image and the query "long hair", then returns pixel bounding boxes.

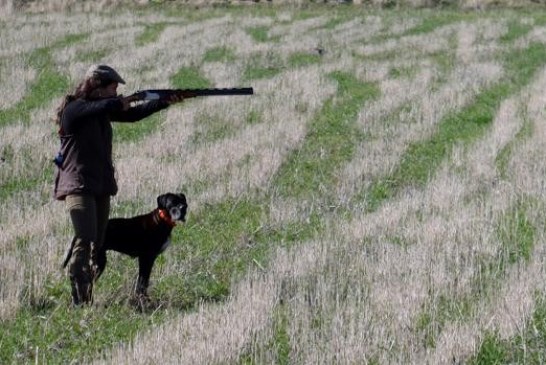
[54,77,101,126]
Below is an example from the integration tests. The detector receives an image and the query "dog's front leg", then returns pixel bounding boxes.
[93,247,107,281]
[135,255,156,297]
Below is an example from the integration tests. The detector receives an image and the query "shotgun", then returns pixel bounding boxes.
[129,87,254,101]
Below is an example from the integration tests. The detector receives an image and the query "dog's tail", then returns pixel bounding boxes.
[62,236,77,269]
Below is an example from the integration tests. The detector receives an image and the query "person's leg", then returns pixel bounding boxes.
[66,194,97,305]
[91,196,111,281]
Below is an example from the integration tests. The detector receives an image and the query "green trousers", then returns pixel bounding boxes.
[65,194,110,305]
[66,194,110,245]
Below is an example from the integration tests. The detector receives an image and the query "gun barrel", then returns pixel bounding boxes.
[133,87,254,101]
[180,87,254,96]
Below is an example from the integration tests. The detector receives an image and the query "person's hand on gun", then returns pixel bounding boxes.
[120,94,142,111]
[119,93,183,110]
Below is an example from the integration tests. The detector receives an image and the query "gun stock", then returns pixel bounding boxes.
[131,87,254,101]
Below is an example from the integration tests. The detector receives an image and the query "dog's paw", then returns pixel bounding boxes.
[129,294,160,312]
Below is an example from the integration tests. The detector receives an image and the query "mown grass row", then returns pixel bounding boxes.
[471,294,546,364]
[0,38,381,362]
[2,7,546,364]
[0,33,87,128]
[2,8,452,362]
[415,197,539,351]
[273,71,379,199]
[407,42,546,357]
[1,3,349,199]
[362,42,546,213]
[0,35,90,215]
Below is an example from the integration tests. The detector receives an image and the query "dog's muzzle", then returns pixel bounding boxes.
[169,205,186,222]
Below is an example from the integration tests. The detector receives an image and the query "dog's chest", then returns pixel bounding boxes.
[159,237,171,253]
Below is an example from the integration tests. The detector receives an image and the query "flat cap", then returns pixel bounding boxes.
[85,64,126,85]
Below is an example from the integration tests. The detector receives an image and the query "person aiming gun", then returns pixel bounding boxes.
[54,64,253,306]
[53,64,184,306]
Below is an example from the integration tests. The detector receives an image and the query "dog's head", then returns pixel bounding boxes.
[157,193,188,222]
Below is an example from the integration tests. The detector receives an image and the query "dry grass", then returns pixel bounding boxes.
[2,5,546,364]
[337,18,505,201]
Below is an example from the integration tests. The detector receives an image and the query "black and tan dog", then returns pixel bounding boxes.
[95,193,187,297]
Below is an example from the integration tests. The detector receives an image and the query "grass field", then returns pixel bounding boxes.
[2,3,546,364]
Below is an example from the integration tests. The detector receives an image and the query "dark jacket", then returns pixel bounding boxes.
[54,97,168,200]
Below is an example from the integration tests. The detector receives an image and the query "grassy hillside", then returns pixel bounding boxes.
[2,4,546,364]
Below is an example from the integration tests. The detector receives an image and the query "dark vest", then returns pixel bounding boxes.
[53,97,169,200]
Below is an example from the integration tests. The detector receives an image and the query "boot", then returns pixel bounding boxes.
[68,238,94,306]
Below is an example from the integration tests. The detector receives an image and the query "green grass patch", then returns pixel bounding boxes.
[361,42,546,212]
[0,171,50,202]
[187,109,262,146]
[0,66,68,127]
[271,305,292,365]
[497,201,536,265]
[466,290,546,363]
[171,66,211,89]
[0,33,89,127]
[415,294,474,349]
[0,193,322,364]
[430,49,457,79]
[243,64,283,81]
[112,112,163,144]
[242,52,284,81]
[273,71,380,199]
[246,110,262,125]
[246,26,280,43]
[0,301,166,364]
[388,65,418,79]
[203,46,236,63]
[321,14,354,30]
[53,33,89,49]
[136,22,168,46]
[287,52,322,68]
[75,48,111,63]
[469,331,507,365]
[404,10,468,36]
[472,200,536,298]
[500,18,534,44]
[190,111,237,144]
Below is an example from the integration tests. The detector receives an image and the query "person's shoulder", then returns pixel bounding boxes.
[64,98,85,110]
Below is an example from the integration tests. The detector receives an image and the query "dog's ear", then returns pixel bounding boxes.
[157,194,169,209]
[179,193,187,206]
